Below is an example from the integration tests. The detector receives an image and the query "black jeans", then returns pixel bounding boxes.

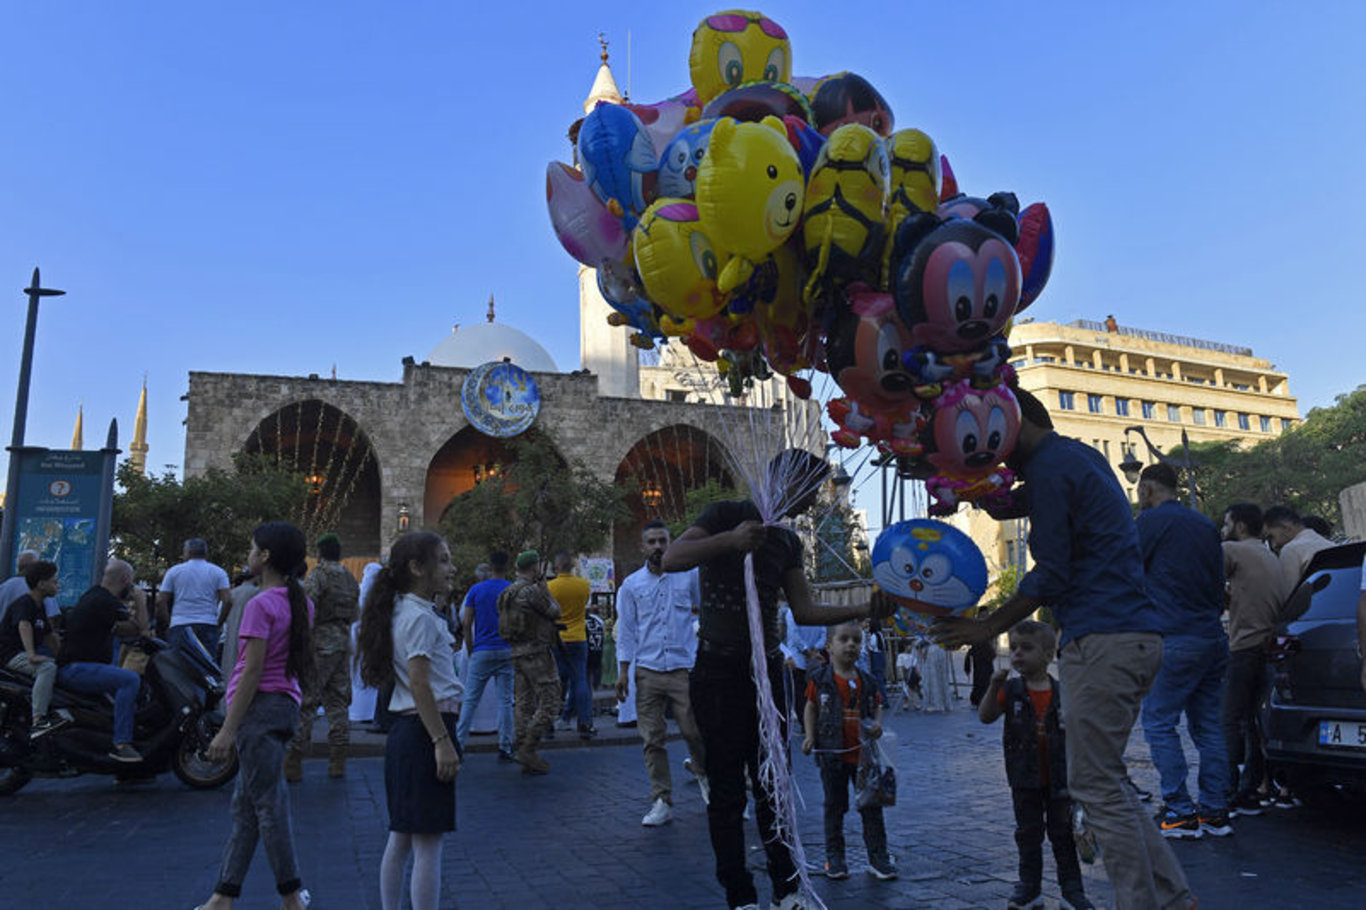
[691,651,797,907]
[1222,647,1268,798]
[819,760,887,862]
[1011,787,1082,891]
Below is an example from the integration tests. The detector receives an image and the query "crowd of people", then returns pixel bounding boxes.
[0,413,1356,910]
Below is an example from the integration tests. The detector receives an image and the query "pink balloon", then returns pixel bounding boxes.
[545,161,629,267]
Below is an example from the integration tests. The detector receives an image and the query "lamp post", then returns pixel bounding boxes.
[1117,424,1199,509]
[1,269,66,577]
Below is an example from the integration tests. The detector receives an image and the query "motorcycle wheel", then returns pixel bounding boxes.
[0,764,32,796]
[172,723,238,790]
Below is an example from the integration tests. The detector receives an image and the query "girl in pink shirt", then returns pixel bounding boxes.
[193,522,314,910]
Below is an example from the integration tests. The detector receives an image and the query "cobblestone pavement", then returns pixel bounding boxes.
[3,689,1364,909]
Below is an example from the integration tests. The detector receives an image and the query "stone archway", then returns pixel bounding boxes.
[612,424,734,574]
[242,399,382,557]
[424,427,563,525]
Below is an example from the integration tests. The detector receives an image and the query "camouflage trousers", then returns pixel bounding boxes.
[513,648,562,750]
[290,622,351,753]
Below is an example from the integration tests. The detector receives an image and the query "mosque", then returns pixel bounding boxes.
[181,53,821,575]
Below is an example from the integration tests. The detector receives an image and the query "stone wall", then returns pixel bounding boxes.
[1340,481,1366,542]
[183,362,789,560]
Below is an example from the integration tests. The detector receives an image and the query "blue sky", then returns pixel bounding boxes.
[3,2,1364,504]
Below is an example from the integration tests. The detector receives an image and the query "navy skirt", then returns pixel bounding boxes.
[385,712,460,833]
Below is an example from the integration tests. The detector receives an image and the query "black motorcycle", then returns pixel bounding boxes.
[0,637,238,795]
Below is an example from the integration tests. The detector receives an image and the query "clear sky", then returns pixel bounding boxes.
[3,2,1364,506]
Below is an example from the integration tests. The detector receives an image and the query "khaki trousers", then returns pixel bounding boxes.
[635,666,705,804]
[1060,632,1194,910]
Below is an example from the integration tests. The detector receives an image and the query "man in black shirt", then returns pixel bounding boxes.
[663,449,892,910]
[57,559,148,763]
[0,560,66,738]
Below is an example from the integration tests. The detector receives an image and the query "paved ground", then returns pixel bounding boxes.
[3,683,1365,909]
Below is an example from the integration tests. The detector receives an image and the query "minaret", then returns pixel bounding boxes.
[577,35,640,399]
[129,379,149,475]
[70,405,84,450]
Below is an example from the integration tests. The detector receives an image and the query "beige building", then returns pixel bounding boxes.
[951,316,1301,576]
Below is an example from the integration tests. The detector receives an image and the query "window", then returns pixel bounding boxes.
[1237,413,1250,430]
[1088,394,1104,414]
[1141,401,1156,419]
[1005,540,1017,568]
[1101,439,1111,459]
[1214,410,1226,428]
[1281,418,1294,432]
[1058,391,1075,410]
[1115,398,1130,417]
[666,389,689,403]
[1167,404,1182,423]
[1260,416,1272,433]
[1010,359,1026,369]
[1192,409,1206,425]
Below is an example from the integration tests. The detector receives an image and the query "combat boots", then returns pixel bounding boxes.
[328,745,346,779]
[283,749,304,783]
[515,733,550,774]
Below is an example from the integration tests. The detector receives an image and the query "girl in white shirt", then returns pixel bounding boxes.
[358,532,462,910]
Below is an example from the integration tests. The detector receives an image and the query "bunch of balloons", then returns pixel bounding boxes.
[870,518,988,632]
[545,9,1055,514]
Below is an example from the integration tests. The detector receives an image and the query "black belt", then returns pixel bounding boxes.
[697,639,782,662]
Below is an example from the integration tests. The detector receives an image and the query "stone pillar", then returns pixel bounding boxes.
[579,265,639,399]
[1341,481,1366,541]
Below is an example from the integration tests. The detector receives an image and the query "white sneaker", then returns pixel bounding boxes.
[641,797,673,827]
[770,892,815,910]
[697,774,711,805]
[733,905,760,910]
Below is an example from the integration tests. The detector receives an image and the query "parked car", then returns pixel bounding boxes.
[1264,541,1366,802]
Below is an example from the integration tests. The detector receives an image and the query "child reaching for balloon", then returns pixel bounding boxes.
[801,620,898,882]
[978,621,1093,910]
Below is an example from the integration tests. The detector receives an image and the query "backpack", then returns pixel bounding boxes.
[497,582,529,642]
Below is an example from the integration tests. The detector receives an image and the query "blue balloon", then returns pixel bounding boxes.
[577,103,658,232]
[657,119,716,199]
[871,519,988,616]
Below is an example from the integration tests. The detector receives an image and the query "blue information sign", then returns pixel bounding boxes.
[461,361,541,438]
[10,450,104,607]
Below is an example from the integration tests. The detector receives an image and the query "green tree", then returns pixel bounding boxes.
[664,478,740,540]
[438,435,628,577]
[1188,385,1366,528]
[112,454,310,583]
[810,497,870,582]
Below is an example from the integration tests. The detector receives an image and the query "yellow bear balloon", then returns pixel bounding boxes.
[688,10,792,109]
[695,116,805,295]
[801,123,890,302]
[882,128,942,285]
[633,198,732,324]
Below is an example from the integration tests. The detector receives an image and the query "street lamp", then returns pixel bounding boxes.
[1,269,65,577]
[1117,425,1199,509]
[396,503,410,532]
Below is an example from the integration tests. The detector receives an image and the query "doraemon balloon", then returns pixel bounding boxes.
[872,519,988,617]
[657,119,717,200]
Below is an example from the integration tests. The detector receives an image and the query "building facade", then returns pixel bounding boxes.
[951,316,1301,574]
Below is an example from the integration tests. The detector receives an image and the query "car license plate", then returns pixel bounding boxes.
[1317,720,1366,749]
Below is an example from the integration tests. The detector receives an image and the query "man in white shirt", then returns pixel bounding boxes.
[1262,506,1334,595]
[0,550,61,621]
[615,520,707,827]
[156,537,231,657]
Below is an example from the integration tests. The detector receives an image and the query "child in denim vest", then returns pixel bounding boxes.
[801,620,897,883]
[979,621,1092,910]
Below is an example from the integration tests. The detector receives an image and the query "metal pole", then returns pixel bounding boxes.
[1,269,66,578]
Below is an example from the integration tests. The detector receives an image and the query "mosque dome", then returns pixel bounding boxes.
[427,299,559,372]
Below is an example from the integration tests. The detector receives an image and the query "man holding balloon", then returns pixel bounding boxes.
[934,389,1197,910]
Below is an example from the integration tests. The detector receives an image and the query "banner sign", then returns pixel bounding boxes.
[10,449,104,607]
[461,361,540,438]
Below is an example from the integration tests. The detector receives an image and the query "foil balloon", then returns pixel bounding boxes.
[802,123,890,302]
[597,261,661,347]
[657,119,717,200]
[809,72,894,138]
[695,115,804,294]
[699,80,813,124]
[823,283,925,456]
[623,94,693,159]
[577,103,658,231]
[881,129,941,285]
[545,162,629,268]
[633,198,731,324]
[872,519,988,616]
[688,9,792,108]
[922,380,1021,516]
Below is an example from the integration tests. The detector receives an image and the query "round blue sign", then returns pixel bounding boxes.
[461,361,540,438]
[871,518,988,617]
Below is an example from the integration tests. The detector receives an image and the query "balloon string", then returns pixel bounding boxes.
[745,552,826,910]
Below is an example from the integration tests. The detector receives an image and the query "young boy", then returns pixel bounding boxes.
[979,621,1092,910]
[802,620,898,882]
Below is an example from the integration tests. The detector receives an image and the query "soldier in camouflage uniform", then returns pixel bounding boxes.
[285,533,360,780]
[502,550,562,775]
